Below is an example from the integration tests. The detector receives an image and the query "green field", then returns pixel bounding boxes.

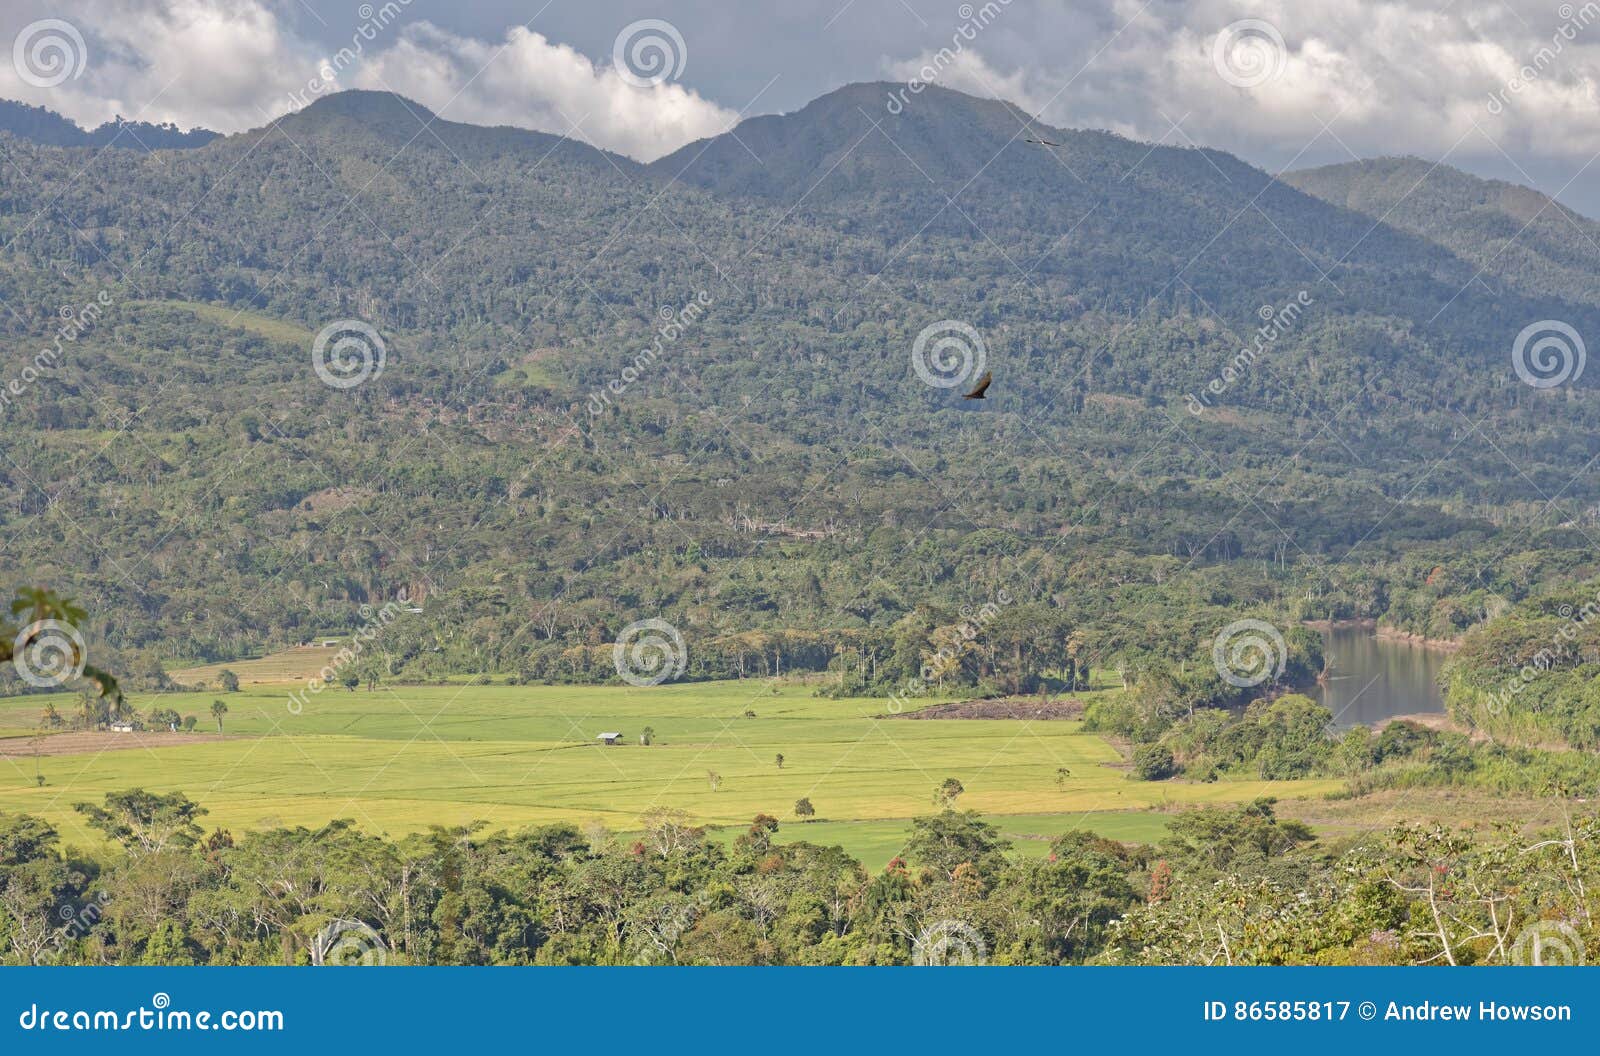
[0,679,1339,862]
[129,299,316,346]
[177,645,346,688]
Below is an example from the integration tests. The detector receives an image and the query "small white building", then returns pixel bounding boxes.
[109,722,136,733]
[597,732,622,746]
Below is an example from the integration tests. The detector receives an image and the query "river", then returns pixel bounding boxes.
[1310,624,1447,729]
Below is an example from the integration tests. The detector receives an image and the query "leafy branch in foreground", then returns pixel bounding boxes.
[1,587,121,703]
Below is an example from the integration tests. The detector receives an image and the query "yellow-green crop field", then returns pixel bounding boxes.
[0,677,1340,866]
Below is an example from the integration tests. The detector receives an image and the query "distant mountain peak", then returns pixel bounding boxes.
[265,88,637,174]
[290,89,439,125]
[796,80,1035,119]
[1290,155,1576,222]
[648,79,1080,202]
[1286,155,1600,304]
[273,90,442,141]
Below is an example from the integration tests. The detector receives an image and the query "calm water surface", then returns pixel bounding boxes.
[1311,625,1446,729]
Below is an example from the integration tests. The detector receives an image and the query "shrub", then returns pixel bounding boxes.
[1132,744,1177,781]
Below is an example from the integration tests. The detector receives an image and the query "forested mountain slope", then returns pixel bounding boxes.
[1286,156,1600,308]
[2,84,1598,685]
[0,98,217,151]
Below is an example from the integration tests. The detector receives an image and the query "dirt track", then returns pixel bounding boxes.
[0,730,241,757]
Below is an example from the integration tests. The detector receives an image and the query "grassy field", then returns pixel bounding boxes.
[130,299,315,346]
[0,678,1339,862]
[177,645,347,688]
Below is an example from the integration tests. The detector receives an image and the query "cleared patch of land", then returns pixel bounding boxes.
[1279,788,1576,837]
[0,679,1339,860]
[893,697,1085,720]
[0,730,240,757]
[130,299,315,346]
[175,645,344,686]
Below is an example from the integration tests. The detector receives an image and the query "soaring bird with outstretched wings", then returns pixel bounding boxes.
[962,371,992,399]
[1025,137,1062,147]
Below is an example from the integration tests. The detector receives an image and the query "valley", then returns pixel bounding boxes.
[2,73,1598,968]
[0,676,1337,865]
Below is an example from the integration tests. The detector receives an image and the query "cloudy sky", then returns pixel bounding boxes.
[4,0,1600,211]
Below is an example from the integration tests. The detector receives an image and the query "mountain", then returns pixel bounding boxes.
[269,91,629,172]
[652,84,1593,344]
[0,98,217,150]
[1285,156,1600,307]
[651,81,1047,201]
[3,83,1599,682]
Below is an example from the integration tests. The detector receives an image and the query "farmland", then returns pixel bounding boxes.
[0,675,1337,865]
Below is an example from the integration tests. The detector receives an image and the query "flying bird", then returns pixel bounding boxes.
[1025,137,1062,147]
[962,371,992,399]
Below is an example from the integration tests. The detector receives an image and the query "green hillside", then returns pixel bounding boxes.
[1,84,1597,695]
[1286,155,1600,306]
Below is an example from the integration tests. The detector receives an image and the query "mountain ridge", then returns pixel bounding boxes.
[3,81,1599,672]
[0,98,217,150]
[1285,156,1600,305]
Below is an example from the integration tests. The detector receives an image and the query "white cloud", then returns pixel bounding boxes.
[884,48,1044,115]
[0,0,737,159]
[349,23,738,160]
[0,0,312,132]
[879,0,1600,170]
[5,0,1600,182]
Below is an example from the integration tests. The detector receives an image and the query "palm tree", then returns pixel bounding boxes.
[210,699,228,733]
[76,692,103,730]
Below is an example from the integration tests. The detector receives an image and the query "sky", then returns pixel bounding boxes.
[3,0,1600,213]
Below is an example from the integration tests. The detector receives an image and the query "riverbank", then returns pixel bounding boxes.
[1371,711,1490,743]
[1304,618,1460,653]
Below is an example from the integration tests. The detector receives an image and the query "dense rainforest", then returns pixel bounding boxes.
[2,83,1598,733]
[2,789,1594,967]
[4,80,1600,970]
